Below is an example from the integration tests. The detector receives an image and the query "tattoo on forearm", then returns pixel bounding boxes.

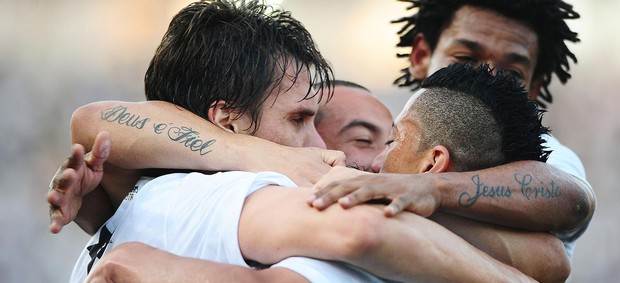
[458,173,562,207]
[153,124,215,155]
[101,105,216,156]
[514,173,561,200]
[101,105,150,129]
[458,175,512,207]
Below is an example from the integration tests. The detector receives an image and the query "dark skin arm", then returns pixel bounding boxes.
[310,162,595,234]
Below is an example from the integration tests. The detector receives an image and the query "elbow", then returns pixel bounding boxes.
[536,260,571,283]
[545,251,571,283]
[70,101,116,146]
[562,178,596,232]
[532,236,572,283]
[574,180,596,228]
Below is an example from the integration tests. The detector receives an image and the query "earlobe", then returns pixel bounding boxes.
[408,34,432,81]
[208,101,237,133]
[427,145,450,173]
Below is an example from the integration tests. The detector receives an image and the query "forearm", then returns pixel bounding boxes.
[436,160,595,232]
[355,210,535,282]
[70,100,255,171]
[430,212,570,283]
[71,100,335,188]
[74,185,113,235]
[239,187,533,282]
[88,242,307,283]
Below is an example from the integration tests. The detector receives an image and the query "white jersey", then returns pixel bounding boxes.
[70,171,386,283]
[274,257,394,283]
[543,134,592,258]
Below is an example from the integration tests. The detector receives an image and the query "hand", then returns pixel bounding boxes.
[256,145,346,187]
[47,131,110,233]
[309,169,441,217]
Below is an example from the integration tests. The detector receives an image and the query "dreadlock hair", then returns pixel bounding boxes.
[411,63,550,172]
[393,0,580,108]
[145,0,333,134]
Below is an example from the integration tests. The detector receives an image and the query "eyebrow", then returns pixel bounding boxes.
[292,107,317,119]
[339,120,381,135]
[454,39,532,69]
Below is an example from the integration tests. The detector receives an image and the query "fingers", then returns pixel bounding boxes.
[67,143,86,170]
[86,131,110,171]
[48,183,70,233]
[308,182,356,210]
[386,194,437,218]
[385,197,408,217]
[47,165,79,233]
[309,182,378,210]
[337,187,379,209]
[316,148,346,167]
[49,207,64,234]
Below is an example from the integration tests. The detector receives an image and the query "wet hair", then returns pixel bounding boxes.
[393,0,580,108]
[144,0,333,133]
[411,64,550,171]
[333,80,370,92]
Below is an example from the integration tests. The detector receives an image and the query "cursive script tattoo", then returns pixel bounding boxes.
[153,123,216,155]
[101,106,150,129]
[100,105,217,156]
[458,174,512,207]
[514,173,561,200]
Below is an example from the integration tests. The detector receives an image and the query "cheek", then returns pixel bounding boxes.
[258,126,299,147]
[285,131,305,148]
[383,145,413,173]
[382,148,400,172]
[428,55,450,75]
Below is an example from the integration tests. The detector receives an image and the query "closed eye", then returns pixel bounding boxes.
[454,55,476,63]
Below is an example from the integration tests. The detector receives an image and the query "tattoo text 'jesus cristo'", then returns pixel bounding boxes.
[100,105,216,156]
[458,173,562,207]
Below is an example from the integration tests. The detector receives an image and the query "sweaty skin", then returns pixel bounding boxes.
[315,84,393,171]
[309,5,595,236]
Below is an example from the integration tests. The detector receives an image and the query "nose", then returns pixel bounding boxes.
[370,148,387,173]
[304,127,327,149]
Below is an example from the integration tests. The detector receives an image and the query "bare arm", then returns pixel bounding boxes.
[52,100,344,233]
[429,211,570,283]
[71,100,343,187]
[436,160,594,233]
[87,242,308,283]
[311,161,595,233]
[239,186,540,282]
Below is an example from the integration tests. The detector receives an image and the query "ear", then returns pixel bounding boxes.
[207,101,239,133]
[408,33,432,81]
[528,77,543,101]
[420,145,451,173]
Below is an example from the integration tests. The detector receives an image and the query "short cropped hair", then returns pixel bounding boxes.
[144,0,333,133]
[393,0,580,108]
[412,64,550,171]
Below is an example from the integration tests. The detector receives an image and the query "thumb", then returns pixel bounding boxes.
[87,131,110,170]
[320,149,346,167]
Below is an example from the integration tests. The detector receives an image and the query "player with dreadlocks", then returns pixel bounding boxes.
[392,0,579,108]
[310,0,595,265]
